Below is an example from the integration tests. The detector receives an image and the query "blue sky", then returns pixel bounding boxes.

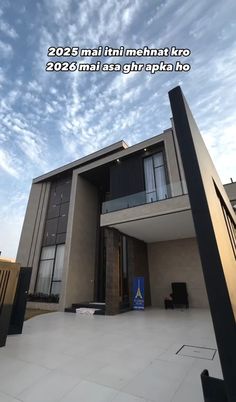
[0,0,236,258]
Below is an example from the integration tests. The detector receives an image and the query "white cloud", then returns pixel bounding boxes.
[204,124,236,183]
[27,80,43,93]
[45,0,72,23]
[0,217,23,258]
[189,13,216,39]
[0,132,7,142]
[0,105,47,168]
[0,191,28,258]
[122,1,140,26]
[0,39,13,57]
[49,87,58,95]
[12,125,45,165]
[0,148,21,177]
[0,67,5,88]
[46,103,55,114]
[0,19,18,39]
[147,0,175,25]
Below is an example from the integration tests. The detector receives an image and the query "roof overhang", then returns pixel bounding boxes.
[108,209,195,243]
[33,140,128,183]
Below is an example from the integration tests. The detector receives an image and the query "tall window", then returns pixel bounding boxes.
[36,244,65,296]
[144,151,168,202]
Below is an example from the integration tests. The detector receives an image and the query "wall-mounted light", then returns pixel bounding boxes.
[116,158,120,163]
[144,148,147,152]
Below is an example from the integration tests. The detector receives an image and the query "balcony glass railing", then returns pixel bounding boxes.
[102,180,187,214]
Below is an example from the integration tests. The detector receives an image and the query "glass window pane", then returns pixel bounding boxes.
[41,246,56,260]
[144,157,156,202]
[51,281,61,295]
[53,244,65,281]
[155,166,168,200]
[153,152,164,167]
[36,260,54,294]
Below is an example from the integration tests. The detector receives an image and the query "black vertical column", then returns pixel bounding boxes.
[169,86,236,402]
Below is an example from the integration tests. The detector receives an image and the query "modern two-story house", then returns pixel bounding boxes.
[16,98,236,315]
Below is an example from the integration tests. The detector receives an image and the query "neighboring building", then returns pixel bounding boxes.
[224,181,236,211]
[16,118,236,315]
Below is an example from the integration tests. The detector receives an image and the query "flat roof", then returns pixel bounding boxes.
[33,129,172,183]
[33,140,128,183]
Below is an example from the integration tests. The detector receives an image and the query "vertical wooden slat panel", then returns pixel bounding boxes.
[0,261,20,347]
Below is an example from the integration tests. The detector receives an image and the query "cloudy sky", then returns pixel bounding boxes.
[0,0,236,258]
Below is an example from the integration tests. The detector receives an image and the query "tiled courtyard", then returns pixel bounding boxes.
[0,309,222,402]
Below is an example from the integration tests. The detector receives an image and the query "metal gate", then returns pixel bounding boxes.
[8,267,32,335]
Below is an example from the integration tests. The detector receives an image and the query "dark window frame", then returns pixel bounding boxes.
[143,148,170,200]
[35,244,65,296]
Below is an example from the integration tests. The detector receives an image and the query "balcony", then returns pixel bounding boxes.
[102,180,187,214]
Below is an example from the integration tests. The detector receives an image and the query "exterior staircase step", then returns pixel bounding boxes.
[65,302,105,315]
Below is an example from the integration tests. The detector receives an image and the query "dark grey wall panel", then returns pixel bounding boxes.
[57,215,67,234]
[60,202,69,217]
[169,86,236,402]
[43,234,56,246]
[56,233,66,244]
[47,204,60,220]
[110,155,145,199]
[42,176,72,246]
[44,218,58,236]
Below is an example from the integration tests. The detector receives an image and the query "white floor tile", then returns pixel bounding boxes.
[111,391,148,402]
[85,363,139,390]
[0,354,26,377]
[113,353,152,372]
[18,371,81,402]
[122,358,193,402]
[0,309,221,402]
[0,391,21,402]
[55,355,107,378]
[85,348,122,365]
[3,345,73,370]
[191,353,223,379]
[170,379,204,402]
[0,360,49,397]
[59,380,117,402]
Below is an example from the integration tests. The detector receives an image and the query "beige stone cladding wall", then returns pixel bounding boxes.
[105,228,120,315]
[26,301,59,311]
[16,182,51,293]
[60,174,98,309]
[148,237,209,308]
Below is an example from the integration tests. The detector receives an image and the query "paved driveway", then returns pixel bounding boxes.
[0,308,222,402]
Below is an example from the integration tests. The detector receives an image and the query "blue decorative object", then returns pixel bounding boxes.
[133,277,144,310]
